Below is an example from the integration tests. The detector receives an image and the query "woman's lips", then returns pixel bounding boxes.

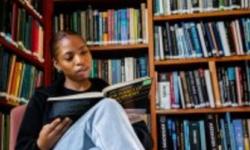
[76,67,88,72]
[76,68,89,76]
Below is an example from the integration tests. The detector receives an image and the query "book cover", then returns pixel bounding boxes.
[47,76,152,122]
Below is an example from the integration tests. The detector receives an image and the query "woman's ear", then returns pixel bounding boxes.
[53,59,61,72]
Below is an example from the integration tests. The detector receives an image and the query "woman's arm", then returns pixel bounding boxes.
[15,89,47,150]
[16,89,72,150]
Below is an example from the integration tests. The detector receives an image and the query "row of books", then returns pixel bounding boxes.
[15,8,44,60]
[156,68,215,109]
[90,56,148,85]
[158,113,250,150]
[154,18,250,60]
[0,47,43,104]
[154,0,250,16]
[217,62,250,107]
[54,3,148,45]
[0,113,9,150]
[0,0,44,62]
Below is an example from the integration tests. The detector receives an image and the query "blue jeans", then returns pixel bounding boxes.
[53,98,145,150]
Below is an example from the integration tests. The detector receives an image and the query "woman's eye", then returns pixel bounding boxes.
[64,55,73,61]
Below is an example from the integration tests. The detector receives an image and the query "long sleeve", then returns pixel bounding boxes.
[15,77,110,150]
[15,89,48,150]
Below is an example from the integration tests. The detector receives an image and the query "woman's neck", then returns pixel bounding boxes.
[64,78,91,92]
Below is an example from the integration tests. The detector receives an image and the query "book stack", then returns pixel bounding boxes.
[54,3,148,45]
[158,113,250,150]
[154,19,250,60]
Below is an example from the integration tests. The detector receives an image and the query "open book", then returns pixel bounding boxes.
[46,76,152,122]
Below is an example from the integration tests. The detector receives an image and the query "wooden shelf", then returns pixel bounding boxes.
[154,9,250,22]
[15,0,43,25]
[54,0,146,4]
[0,100,18,109]
[157,107,250,115]
[0,37,44,70]
[89,44,148,52]
[215,55,250,62]
[54,0,145,9]
[155,57,209,66]
[154,55,250,66]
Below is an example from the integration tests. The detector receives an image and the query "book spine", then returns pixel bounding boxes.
[158,116,168,150]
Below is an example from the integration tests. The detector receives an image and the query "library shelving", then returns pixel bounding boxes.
[7,0,249,150]
[0,0,52,148]
[0,37,44,70]
[0,0,52,106]
[151,1,250,149]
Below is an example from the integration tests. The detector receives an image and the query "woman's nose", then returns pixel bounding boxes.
[74,55,85,65]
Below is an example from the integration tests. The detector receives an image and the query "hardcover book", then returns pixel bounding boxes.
[47,76,152,122]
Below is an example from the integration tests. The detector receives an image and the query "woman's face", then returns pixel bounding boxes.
[54,35,92,82]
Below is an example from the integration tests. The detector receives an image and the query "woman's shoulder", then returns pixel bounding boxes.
[89,78,109,91]
[33,85,59,97]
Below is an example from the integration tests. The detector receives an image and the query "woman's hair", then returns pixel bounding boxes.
[51,31,86,59]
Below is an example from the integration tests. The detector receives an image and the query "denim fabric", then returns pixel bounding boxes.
[53,98,145,150]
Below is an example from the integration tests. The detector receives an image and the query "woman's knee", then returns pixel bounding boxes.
[98,98,123,112]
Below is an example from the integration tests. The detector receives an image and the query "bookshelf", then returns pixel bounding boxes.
[154,9,250,22]
[29,0,250,150]
[0,37,44,70]
[152,1,250,149]
[0,0,52,148]
[0,100,19,109]
[0,0,52,106]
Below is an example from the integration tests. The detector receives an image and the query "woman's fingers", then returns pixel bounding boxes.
[42,118,61,134]
[48,117,72,138]
[37,118,72,150]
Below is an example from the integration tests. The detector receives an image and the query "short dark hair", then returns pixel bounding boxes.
[51,31,86,59]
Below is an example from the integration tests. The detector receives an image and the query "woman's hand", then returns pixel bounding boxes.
[37,117,72,150]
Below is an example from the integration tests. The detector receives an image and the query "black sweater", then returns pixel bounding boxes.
[16,75,108,150]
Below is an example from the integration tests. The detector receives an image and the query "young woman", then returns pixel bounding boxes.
[16,31,152,150]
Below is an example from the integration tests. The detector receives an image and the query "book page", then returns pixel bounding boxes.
[47,92,104,101]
